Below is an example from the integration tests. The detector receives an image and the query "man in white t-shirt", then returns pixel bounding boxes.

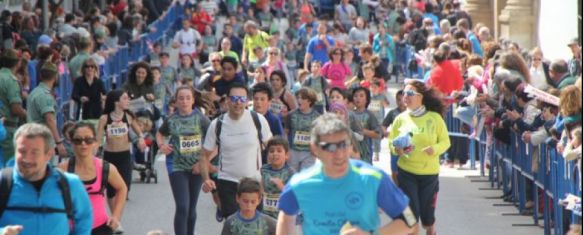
[172,19,203,57]
[201,83,273,219]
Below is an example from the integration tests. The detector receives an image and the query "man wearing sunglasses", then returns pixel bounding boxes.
[201,83,273,220]
[277,113,416,235]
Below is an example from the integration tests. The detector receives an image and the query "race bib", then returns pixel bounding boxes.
[369,100,382,112]
[107,123,129,137]
[317,93,324,102]
[270,102,284,114]
[179,135,202,155]
[263,193,280,213]
[293,131,311,146]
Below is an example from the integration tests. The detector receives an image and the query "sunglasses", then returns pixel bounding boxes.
[72,137,97,145]
[229,95,248,104]
[404,90,421,97]
[318,140,350,152]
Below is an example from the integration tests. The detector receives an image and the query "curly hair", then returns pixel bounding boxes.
[406,80,446,114]
[559,85,582,117]
[128,61,154,86]
[499,51,530,84]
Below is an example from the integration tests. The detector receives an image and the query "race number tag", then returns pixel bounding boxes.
[107,123,129,137]
[294,131,311,146]
[369,100,382,112]
[317,93,324,102]
[263,193,280,213]
[179,135,202,155]
[270,102,284,114]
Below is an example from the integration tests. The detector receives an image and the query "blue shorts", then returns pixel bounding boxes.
[391,154,399,174]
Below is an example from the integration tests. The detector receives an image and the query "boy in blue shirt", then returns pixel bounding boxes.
[221,178,277,235]
[277,113,416,235]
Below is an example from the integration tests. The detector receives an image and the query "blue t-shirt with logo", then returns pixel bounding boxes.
[306,35,335,65]
[278,160,409,234]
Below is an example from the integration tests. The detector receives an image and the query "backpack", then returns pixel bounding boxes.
[67,158,110,195]
[0,167,75,233]
[215,111,264,150]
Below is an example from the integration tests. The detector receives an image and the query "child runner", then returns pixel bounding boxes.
[291,69,309,95]
[302,61,329,114]
[151,66,168,116]
[260,136,295,219]
[382,89,406,183]
[269,70,297,119]
[156,86,211,235]
[351,87,382,164]
[160,52,178,92]
[369,80,390,161]
[221,178,277,235]
[285,87,321,171]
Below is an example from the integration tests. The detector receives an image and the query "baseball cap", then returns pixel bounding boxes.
[38,34,53,47]
[567,38,579,47]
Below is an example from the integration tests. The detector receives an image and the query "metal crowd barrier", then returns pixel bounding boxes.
[445,106,581,235]
[55,4,184,129]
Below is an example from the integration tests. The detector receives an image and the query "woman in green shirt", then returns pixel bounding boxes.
[388,80,450,235]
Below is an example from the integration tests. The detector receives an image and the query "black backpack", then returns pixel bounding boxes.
[67,158,110,195]
[0,167,75,233]
[215,111,265,165]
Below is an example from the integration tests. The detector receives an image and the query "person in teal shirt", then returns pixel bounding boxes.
[277,113,416,235]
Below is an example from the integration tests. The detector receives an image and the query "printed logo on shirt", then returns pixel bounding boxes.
[344,192,364,209]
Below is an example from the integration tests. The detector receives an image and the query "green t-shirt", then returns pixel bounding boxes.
[26,83,56,124]
[219,50,240,63]
[388,111,451,175]
[285,109,320,151]
[158,110,210,172]
[260,164,295,218]
[221,212,276,235]
[0,68,22,124]
[243,31,270,61]
[68,51,91,79]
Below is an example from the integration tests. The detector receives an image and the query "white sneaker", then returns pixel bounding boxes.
[113,224,124,234]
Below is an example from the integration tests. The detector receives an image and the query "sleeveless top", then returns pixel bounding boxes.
[270,90,292,115]
[104,112,131,144]
[80,157,108,228]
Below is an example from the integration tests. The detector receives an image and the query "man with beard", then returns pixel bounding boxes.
[26,63,67,160]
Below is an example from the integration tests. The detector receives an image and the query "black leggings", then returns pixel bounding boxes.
[104,150,132,198]
[92,223,113,235]
[397,168,439,227]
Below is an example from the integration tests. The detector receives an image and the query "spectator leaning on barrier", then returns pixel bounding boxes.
[0,123,93,235]
[0,49,27,164]
[549,59,578,89]
[26,62,67,160]
[69,37,93,80]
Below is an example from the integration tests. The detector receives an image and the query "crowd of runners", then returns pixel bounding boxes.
[0,0,581,234]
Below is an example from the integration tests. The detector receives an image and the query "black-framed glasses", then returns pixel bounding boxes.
[318,140,350,152]
[84,65,97,69]
[229,95,248,104]
[72,137,97,145]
